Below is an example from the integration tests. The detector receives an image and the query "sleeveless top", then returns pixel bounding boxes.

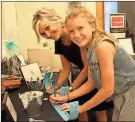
[86,39,135,101]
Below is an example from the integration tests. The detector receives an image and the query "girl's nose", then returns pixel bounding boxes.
[46,32,51,39]
[74,31,80,37]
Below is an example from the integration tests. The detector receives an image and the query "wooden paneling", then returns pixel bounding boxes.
[96,2,104,30]
[2,2,5,41]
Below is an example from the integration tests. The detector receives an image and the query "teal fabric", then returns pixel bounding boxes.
[52,103,70,121]
[69,101,79,120]
[44,72,52,88]
[60,86,69,96]
[52,101,79,121]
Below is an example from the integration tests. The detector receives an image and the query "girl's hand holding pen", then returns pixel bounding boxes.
[46,85,60,95]
[49,93,60,103]
[49,94,69,103]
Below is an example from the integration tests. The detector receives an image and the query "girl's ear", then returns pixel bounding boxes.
[90,23,96,32]
[61,22,65,28]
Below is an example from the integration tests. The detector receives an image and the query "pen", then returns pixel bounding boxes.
[53,85,56,97]
[49,80,53,86]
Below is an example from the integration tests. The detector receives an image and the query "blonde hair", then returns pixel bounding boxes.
[68,2,81,10]
[65,6,117,47]
[32,7,64,43]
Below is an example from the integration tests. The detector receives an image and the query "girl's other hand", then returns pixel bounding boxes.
[46,86,53,94]
[60,103,82,113]
[59,103,70,112]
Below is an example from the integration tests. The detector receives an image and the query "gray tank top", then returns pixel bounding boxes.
[86,39,135,101]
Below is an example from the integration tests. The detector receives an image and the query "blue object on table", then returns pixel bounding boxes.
[52,101,79,121]
[53,85,56,97]
[60,86,69,96]
[52,103,70,121]
[69,101,79,120]
[44,72,52,88]
[44,74,79,121]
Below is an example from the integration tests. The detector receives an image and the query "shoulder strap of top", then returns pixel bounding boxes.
[96,37,117,49]
[91,37,118,62]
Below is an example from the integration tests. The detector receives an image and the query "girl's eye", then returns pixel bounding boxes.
[46,26,50,31]
[41,32,46,37]
[68,30,74,34]
[78,27,83,30]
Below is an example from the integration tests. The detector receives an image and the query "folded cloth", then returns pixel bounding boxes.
[60,86,69,96]
[44,72,53,88]
[52,101,79,121]
[69,101,79,120]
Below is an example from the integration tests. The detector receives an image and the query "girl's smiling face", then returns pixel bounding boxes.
[66,16,94,47]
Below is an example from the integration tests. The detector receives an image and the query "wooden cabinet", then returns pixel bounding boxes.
[96,2,104,30]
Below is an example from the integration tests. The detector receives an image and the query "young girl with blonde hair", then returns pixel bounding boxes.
[50,6,135,121]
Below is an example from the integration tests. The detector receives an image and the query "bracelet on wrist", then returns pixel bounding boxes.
[69,85,73,92]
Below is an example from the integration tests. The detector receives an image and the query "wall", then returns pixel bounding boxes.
[2,2,5,41]
[2,2,19,42]
[2,2,19,58]
[104,2,118,33]
[83,2,96,17]
[2,2,96,69]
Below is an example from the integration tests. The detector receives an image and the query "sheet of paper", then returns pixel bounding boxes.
[118,38,135,55]
[20,63,43,81]
[17,54,26,66]
[6,96,17,121]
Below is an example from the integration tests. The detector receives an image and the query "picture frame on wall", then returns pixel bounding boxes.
[118,38,135,55]
[110,13,126,38]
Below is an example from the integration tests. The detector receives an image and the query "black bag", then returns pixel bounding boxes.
[1,58,10,75]
[1,55,22,76]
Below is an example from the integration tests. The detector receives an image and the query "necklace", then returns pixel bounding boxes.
[61,35,71,46]
[62,40,68,45]
[61,28,72,46]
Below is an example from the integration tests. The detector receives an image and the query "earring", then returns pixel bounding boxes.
[62,40,68,45]
[92,31,95,40]
[61,22,65,28]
